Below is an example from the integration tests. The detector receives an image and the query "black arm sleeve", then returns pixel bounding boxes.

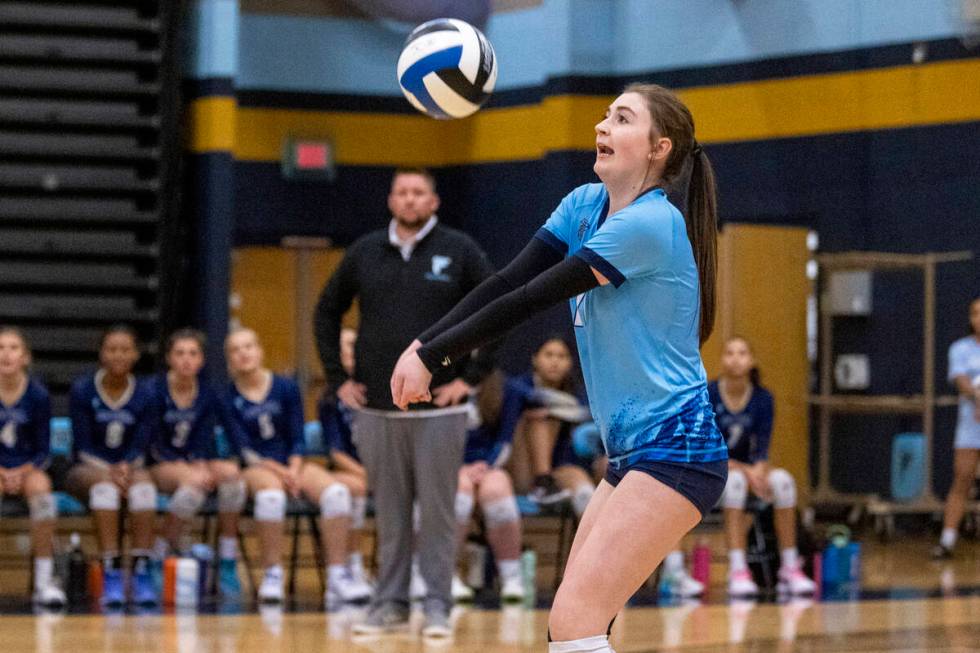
[314,249,359,390]
[418,235,564,344]
[417,255,598,373]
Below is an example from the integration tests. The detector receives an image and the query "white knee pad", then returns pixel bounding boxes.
[217,479,247,513]
[90,481,120,511]
[29,493,57,521]
[572,484,594,517]
[482,497,519,529]
[254,488,286,522]
[351,495,367,530]
[455,492,475,525]
[128,481,158,512]
[768,468,797,509]
[722,469,748,510]
[319,482,352,519]
[169,485,206,520]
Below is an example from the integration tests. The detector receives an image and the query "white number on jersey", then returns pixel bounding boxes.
[0,421,16,448]
[105,421,125,449]
[258,413,275,440]
[172,420,191,449]
[574,293,587,327]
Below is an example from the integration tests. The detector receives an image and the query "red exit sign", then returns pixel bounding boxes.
[282,138,335,180]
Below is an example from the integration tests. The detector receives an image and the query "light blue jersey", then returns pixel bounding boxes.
[949,336,980,449]
[537,183,726,465]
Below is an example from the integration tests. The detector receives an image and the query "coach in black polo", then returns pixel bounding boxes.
[314,168,494,635]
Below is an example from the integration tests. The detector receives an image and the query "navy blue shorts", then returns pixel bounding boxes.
[603,458,728,517]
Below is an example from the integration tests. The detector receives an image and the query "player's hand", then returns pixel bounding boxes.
[390,352,432,410]
[466,461,489,484]
[337,380,367,409]
[524,407,551,421]
[110,462,131,489]
[432,379,473,407]
[747,464,770,500]
[2,467,24,494]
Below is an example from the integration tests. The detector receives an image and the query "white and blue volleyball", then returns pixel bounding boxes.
[397,18,498,119]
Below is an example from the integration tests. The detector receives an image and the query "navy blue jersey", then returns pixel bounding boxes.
[707,381,774,464]
[149,374,230,463]
[0,378,51,469]
[223,374,305,465]
[70,372,154,465]
[318,397,359,463]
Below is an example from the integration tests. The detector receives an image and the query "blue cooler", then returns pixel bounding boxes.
[891,432,925,502]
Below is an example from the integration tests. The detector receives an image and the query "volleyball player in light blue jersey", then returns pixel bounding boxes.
[392,84,726,652]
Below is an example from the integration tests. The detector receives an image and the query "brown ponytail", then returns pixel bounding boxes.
[624,83,718,343]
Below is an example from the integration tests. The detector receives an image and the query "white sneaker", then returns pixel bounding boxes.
[325,570,373,609]
[777,564,817,595]
[32,582,66,609]
[499,574,525,602]
[258,567,284,603]
[728,569,760,597]
[410,564,428,601]
[451,574,474,602]
[663,568,705,598]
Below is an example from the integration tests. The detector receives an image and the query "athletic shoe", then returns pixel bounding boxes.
[421,604,452,639]
[351,602,410,635]
[528,475,571,506]
[101,568,125,607]
[258,567,284,604]
[410,563,428,601]
[661,568,705,598]
[777,564,817,595]
[32,581,66,609]
[131,564,159,606]
[499,574,525,602]
[218,558,242,598]
[325,569,373,609]
[727,569,760,597]
[931,544,954,560]
[451,574,474,602]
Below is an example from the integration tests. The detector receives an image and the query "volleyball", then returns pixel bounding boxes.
[397,18,498,119]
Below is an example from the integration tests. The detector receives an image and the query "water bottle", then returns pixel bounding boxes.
[466,542,487,589]
[67,533,88,606]
[190,544,214,600]
[163,557,178,606]
[691,539,711,587]
[175,558,199,608]
[520,549,537,608]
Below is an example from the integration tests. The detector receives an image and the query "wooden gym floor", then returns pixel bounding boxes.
[0,537,978,652]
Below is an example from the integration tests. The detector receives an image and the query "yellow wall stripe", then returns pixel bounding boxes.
[188,59,980,164]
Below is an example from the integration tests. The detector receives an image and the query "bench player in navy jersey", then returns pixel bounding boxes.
[393,84,729,652]
[318,327,372,591]
[223,327,371,606]
[65,325,159,607]
[0,327,65,607]
[147,329,246,597]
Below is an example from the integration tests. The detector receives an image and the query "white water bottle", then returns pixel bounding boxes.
[175,558,199,608]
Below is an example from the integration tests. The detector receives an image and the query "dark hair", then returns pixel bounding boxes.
[166,328,207,356]
[476,369,506,428]
[0,325,31,357]
[393,167,437,192]
[100,324,139,350]
[532,335,578,394]
[624,83,718,344]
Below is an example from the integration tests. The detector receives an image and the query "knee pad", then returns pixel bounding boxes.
[29,493,57,521]
[90,481,120,511]
[254,488,286,522]
[217,479,247,513]
[128,481,158,512]
[168,485,206,520]
[482,496,519,529]
[319,482,352,519]
[572,484,594,517]
[351,495,367,530]
[768,468,797,509]
[722,469,748,510]
[455,492,475,525]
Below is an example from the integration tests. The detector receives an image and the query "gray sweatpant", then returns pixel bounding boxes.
[352,407,467,612]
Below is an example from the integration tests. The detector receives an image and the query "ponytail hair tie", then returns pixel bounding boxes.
[691,140,703,157]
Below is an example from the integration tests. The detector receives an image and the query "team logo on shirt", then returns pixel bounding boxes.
[425,255,453,282]
[577,216,590,241]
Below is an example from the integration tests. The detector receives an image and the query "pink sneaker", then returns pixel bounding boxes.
[777,565,816,595]
[727,569,759,597]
